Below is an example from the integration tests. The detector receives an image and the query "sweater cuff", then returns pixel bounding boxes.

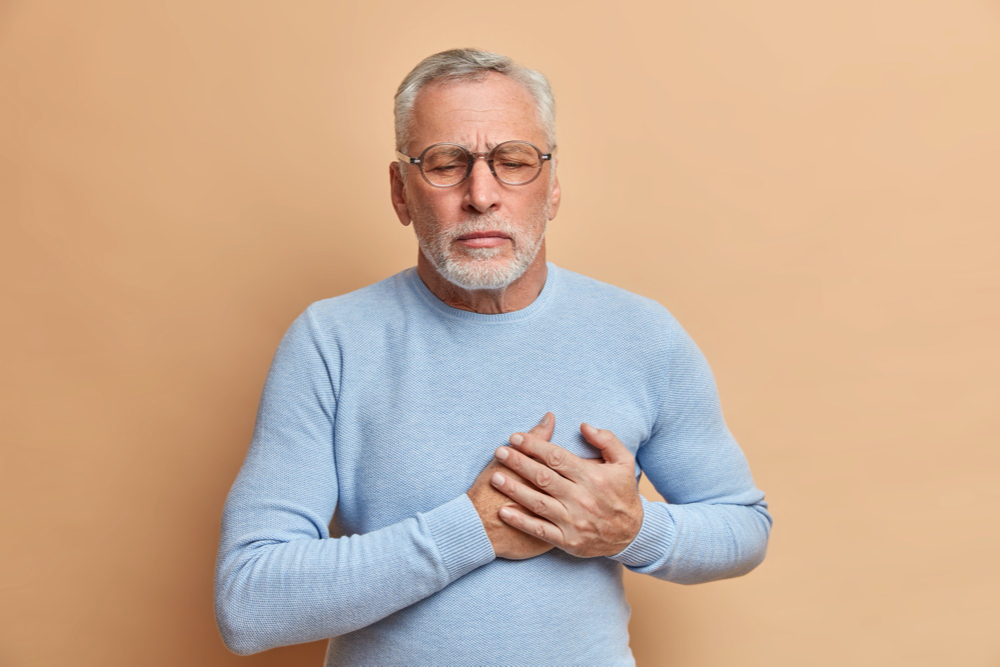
[607,495,677,568]
[420,493,496,581]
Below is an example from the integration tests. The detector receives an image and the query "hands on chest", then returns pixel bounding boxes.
[466,413,644,560]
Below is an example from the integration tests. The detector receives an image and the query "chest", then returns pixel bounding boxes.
[329,322,662,531]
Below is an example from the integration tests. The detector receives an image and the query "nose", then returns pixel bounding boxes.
[462,155,502,214]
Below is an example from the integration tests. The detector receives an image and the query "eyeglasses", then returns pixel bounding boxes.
[396,140,556,187]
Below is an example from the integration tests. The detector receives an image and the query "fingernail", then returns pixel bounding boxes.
[499,507,512,519]
[510,433,524,446]
[495,447,509,461]
[491,472,505,486]
[539,413,551,426]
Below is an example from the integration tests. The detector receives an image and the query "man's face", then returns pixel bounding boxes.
[390,72,561,291]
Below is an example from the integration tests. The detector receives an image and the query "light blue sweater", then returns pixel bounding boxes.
[214,263,772,665]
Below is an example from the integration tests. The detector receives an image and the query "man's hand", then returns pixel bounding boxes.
[490,415,643,558]
[466,414,556,560]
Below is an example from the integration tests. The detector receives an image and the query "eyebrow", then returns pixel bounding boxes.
[438,141,500,152]
[419,140,533,155]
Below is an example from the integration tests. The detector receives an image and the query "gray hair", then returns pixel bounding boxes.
[394,48,556,154]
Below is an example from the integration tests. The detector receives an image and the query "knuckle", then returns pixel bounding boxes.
[533,499,547,515]
[579,497,599,515]
[535,469,553,488]
[547,448,565,468]
[533,524,546,538]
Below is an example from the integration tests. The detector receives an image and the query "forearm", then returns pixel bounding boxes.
[211,305,493,654]
[616,308,773,583]
[609,493,772,584]
[214,493,494,655]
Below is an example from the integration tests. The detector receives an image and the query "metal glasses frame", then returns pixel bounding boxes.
[395,140,556,187]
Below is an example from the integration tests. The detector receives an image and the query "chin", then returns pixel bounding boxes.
[439,256,529,291]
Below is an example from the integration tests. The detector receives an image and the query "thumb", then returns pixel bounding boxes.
[580,423,631,464]
[527,412,555,442]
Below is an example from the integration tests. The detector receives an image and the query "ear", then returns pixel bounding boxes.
[389,161,412,226]
[547,166,561,221]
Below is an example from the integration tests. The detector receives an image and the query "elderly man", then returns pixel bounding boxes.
[215,48,772,665]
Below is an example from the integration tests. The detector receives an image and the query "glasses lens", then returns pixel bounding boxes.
[421,145,469,186]
[493,142,542,184]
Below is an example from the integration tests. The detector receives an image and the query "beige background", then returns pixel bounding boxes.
[2,1,998,665]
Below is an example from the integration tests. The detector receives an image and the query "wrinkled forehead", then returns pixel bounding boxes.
[408,73,545,150]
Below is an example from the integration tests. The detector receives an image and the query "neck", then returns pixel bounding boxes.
[415,244,548,314]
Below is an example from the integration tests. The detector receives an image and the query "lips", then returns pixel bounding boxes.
[455,230,510,248]
[456,231,509,241]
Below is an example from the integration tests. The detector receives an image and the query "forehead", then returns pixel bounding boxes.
[409,72,544,149]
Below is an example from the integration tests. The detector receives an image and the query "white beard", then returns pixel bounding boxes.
[411,206,549,291]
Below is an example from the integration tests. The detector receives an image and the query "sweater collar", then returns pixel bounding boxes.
[403,262,559,325]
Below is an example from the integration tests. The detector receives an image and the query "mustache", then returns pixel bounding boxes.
[447,213,517,238]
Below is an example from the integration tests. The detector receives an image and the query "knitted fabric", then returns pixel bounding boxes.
[215,263,772,665]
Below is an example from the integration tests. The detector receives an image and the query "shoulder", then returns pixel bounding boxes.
[298,269,416,330]
[267,270,421,360]
[556,268,715,378]
[551,264,682,334]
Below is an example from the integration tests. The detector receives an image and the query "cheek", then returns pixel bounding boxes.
[525,193,553,224]
[410,192,463,222]
[411,216,441,243]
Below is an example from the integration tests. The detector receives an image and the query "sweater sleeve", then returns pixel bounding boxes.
[213,306,495,655]
[607,314,772,584]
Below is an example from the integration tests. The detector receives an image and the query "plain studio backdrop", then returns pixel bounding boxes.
[1,2,998,666]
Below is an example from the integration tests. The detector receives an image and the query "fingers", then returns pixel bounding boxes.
[490,469,568,523]
[503,430,585,481]
[580,422,632,465]
[525,411,555,442]
[497,505,561,545]
[494,441,575,497]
